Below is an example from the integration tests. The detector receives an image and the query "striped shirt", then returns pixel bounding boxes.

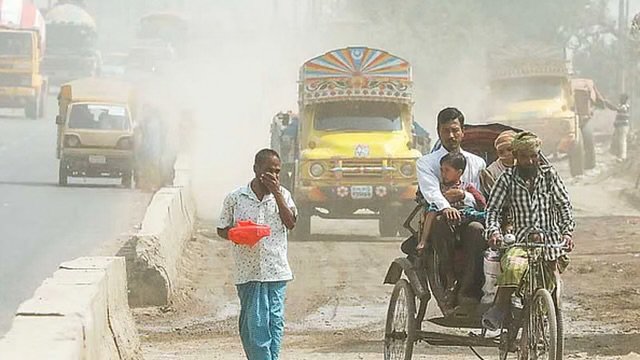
[485,165,575,260]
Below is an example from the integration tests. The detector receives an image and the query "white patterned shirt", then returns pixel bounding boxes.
[218,184,296,285]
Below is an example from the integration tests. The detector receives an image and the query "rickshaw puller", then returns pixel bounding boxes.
[483,132,575,331]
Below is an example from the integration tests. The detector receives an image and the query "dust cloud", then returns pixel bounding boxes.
[150,1,498,220]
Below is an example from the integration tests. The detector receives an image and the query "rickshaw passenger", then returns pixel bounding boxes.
[483,132,575,331]
[479,130,516,197]
[416,152,486,256]
[416,107,487,309]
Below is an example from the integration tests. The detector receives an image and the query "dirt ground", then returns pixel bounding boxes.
[135,142,640,360]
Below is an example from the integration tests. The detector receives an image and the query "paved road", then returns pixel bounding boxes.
[0,95,151,334]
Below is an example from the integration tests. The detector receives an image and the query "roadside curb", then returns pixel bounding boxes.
[0,257,142,360]
[125,154,196,307]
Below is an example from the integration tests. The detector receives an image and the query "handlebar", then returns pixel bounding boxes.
[502,241,569,250]
[497,226,570,251]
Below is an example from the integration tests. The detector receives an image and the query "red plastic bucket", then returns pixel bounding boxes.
[228,221,271,247]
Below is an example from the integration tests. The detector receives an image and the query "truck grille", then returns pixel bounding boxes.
[331,159,389,177]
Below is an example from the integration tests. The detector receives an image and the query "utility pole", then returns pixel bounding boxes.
[618,0,629,94]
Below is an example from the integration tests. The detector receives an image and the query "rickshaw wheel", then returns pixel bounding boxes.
[424,245,446,309]
[554,279,564,360]
[520,289,558,360]
[384,279,416,360]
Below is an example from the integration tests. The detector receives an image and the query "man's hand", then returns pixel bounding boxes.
[443,188,464,203]
[261,172,281,194]
[563,234,574,252]
[217,227,230,240]
[488,232,501,250]
[442,207,461,223]
[416,240,426,256]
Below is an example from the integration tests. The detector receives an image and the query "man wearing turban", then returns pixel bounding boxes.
[482,131,575,331]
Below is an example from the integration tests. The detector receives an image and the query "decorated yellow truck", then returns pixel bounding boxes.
[486,45,585,176]
[285,47,430,238]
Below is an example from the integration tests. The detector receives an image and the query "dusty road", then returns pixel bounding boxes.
[136,146,640,359]
[0,95,151,334]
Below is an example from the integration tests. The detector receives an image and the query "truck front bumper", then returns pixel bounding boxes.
[295,183,418,218]
[0,87,36,107]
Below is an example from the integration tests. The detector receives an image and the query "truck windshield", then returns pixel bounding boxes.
[47,25,96,53]
[315,102,402,132]
[491,77,563,103]
[0,32,32,57]
[68,104,131,131]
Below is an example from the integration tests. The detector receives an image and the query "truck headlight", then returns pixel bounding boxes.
[309,163,325,177]
[116,137,133,150]
[400,163,414,177]
[64,135,81,147]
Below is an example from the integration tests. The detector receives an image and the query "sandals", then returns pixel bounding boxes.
[443,281,458,312]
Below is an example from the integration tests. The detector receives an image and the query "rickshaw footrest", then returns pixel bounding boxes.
[416,331,499,348]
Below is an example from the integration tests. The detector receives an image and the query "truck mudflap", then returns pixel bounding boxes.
[557,132,577,154]
[383,257,430,300]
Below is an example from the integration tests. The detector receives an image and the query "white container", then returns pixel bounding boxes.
[481,249,502,304]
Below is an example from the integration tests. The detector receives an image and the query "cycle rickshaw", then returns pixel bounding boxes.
[383,124,567,360]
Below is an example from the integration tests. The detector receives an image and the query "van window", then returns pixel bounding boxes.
[68,104,130,131]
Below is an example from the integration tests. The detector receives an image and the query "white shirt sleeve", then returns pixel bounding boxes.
[281,187,298,218]
[417,155,451,211]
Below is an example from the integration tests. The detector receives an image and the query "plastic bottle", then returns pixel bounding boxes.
[481,248,502,304]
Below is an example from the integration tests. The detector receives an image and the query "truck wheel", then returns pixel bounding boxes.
[380,205,403,237]
[581,122,596,170]
[569,135,585,177]
[58,160,68,186]
[122,171,134,189]
[38,83,46,118]
[25,98,39,119]
[291,208,311,241]
[379,215,399,237]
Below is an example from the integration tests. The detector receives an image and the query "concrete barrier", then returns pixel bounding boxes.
[60,257,142,359]
[126,153,196,306]
[0,257,142,360]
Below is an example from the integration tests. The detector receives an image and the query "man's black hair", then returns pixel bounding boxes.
[437,107,465,129]
[254,148,280,166]
[440,152,467,172]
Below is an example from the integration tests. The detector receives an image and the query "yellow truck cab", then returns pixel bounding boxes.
[0,27,46,118]
[291,47,429,237]
[486,45,584,176]
[56,78,136,187]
